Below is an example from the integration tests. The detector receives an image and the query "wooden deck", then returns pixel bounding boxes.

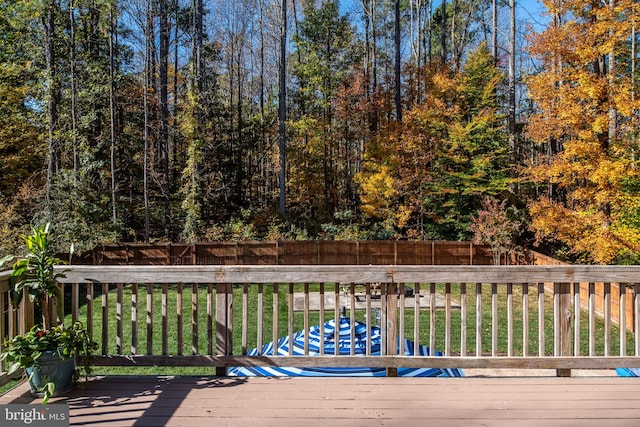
[3,374,640,426]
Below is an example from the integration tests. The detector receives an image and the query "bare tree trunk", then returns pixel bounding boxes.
[69,0,78,175]
[172,0,180,182]
[44,0,60,196]
[395,0,402,121]
[441,0,446,63]
[279,0,287,215]
[143,1,152,242]
[450,0,457,69]
[159,0,171,236]
[109,5,118,226]
[608,0,616,148]
[508,0,516,160]
[426,0,432,63]
[492,0,497,63]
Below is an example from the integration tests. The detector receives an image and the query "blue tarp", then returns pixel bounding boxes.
[229,316,464,377]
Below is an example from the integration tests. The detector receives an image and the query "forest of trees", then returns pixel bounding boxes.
[1,0,640,265]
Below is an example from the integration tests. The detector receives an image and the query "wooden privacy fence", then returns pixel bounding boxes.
[4,265,640,379]
[81,241,495,266]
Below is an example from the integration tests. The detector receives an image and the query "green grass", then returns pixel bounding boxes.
[64,282,633,376]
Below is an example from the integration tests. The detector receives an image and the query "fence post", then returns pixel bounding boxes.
[555,282,572,377]
[386,282,398,377]
[216,283,233,376]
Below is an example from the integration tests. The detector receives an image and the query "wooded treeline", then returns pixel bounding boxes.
[1,0,640,265]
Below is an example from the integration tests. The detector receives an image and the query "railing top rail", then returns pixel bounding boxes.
[55,264,640,284]
[0,270,11,293]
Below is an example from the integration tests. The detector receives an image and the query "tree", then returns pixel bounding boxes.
[358,43,510,239]
[526,0,640,263]
[288,0,360,222]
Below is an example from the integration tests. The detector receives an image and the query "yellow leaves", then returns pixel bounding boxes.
[355,164,397,219]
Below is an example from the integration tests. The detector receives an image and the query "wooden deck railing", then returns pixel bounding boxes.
[3,265,640,378]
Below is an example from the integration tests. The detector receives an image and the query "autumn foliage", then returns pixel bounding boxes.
[526,0,640,263]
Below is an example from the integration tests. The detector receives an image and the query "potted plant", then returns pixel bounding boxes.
[0,223,97,403]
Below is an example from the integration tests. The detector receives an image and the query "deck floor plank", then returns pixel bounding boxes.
[2,376,640,426]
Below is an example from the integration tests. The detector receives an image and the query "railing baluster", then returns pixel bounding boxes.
[177,282,183,355]
[146,284,152,355]
[257,283,263,355]
[241,283,249,356]
[574,282,581,357]
[604,282,611,357]
[460,283,467,357]
[116,283,123,354]
[228,283,234,356]
[207,283,212,355]
[132,283,138,355]
[414,283,420,356]
[554,282,559,357]
[162,283,168,356]
[635,283,640,356]
[303,283,310,356]
[335,283,340,356]
[350,283,356,356]
[319,283,325,356]
[365,283,371,356]
[429,283,436,356]
[476,283,482,357]
[507,283,513,357]
[192,283,198,355]
[288,283,294,356]
[399,283,405,356]
[87,283,94,342]
[380,283,386,356]
[589,282,595,356]
[102,283,109,355]
[620,283,627,356]
[273,283,279,356]
[72,282,79,324]
[522,283,529,357]
[445,283,451,356]
[538,283,545,356]
[492,283,498,357]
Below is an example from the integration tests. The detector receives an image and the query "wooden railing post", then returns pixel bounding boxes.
[216,283,233,376]
[555,282,572,377]
[386,282,398,377]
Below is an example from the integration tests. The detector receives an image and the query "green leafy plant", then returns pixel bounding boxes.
[1,223,96,403]
[9,223,69,329]
[1,322,98,403]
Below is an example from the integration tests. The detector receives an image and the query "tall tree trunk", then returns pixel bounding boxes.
[109,5,118,226]
[143,1,152,242]
[426,0,432,63]
[159,0,170,236]
[279,0,287,215]
[69,0,78,175]
[450,0,457,69]
[492,0,497,63]
[172,0,180,184]
[508,0,516,161]
[395,0,402,121]
[607,0,616,148]
[44,0,60,196]
[441,0,446,63]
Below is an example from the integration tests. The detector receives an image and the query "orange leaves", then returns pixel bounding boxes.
[526,0,640,263]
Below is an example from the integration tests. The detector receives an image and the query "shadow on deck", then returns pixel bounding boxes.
[2,373,640,426]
